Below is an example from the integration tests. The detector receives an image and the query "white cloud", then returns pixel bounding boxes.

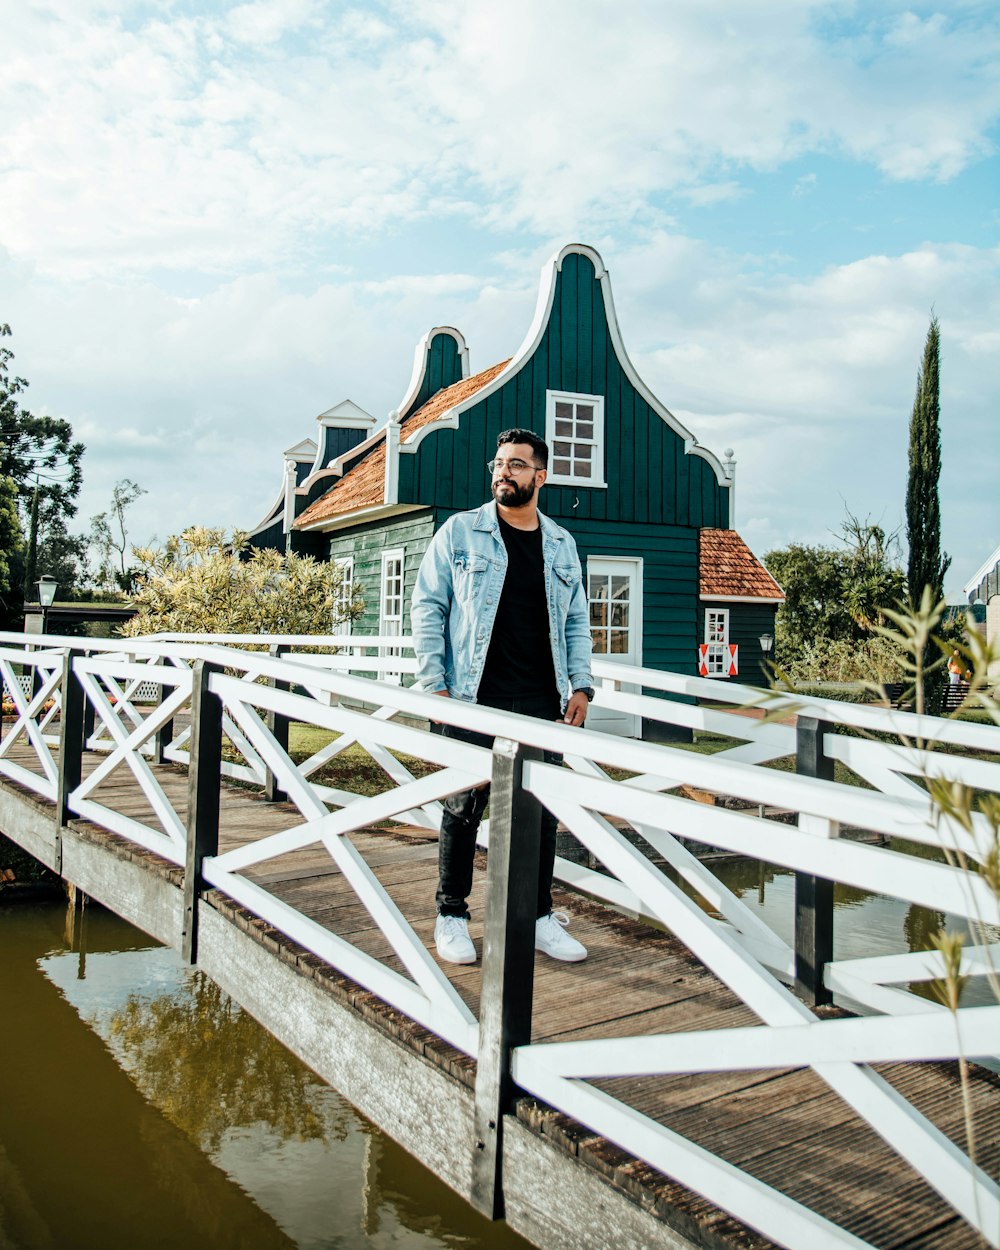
[2,2,997,277]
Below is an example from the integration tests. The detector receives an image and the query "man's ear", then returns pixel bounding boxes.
[536,468,548,488]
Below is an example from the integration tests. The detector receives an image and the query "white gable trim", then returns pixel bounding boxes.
[396,326,470,419]
[399,244,731,491]
[284,438,317,460]
[317,398,377,429]
[248,486,287,537]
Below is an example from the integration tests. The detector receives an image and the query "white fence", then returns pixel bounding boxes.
[0,629,997,1250]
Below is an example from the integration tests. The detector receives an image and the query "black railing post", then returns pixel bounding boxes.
[152,655,174,766]
[55,648,86,873]
[471,738,543,1220]
[265,643,290,803]
[182,660,223,965]
[794,715,835,1007]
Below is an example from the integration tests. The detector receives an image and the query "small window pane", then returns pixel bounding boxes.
[577,444,592,461]
[555,419,573,437]
[592,631,609,654]
[554,458,571,475]
[555,402,573,419]
[575,404,593,420]
[611,603,628,627]
[553,441,571,456]
[577,423,594,439]
[611,630,629,654]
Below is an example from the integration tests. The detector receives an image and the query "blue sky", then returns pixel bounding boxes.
[2,0,998,599]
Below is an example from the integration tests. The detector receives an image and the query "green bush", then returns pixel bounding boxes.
[781,634,906,685]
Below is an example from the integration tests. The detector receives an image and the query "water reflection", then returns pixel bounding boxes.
[1,900,530,1250]
[701,841,995,1008]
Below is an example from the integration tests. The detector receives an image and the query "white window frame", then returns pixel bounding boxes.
[379,548,405,683]
[586,556,642,737]
[704,607,731,678]
[333,556,354,634]
[545,390,606,488]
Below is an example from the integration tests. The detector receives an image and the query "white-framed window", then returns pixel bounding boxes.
[379,548,405,683]
[701,608,737,678]
[545,390,606,487]
[588,566,635,657]
[333,556,354,633]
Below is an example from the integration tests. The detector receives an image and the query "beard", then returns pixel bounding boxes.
[492,476,537,508]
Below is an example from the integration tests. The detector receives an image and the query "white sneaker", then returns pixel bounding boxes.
[435,914,477,964]
[535,911,587,962]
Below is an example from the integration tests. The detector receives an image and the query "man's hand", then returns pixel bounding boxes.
[429,687,450,725]
[563,690,589,727]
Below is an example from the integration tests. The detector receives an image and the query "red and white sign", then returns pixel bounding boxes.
[699,643,738,677]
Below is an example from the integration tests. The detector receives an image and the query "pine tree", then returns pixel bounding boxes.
[905,315,951,609]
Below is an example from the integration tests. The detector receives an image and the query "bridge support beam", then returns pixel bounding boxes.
[265,643,290,803]
[152,654,175,766]
[471,739,542,1220]
[182,660,223,964]
[794,716,835,1006]
[55,648,86,874]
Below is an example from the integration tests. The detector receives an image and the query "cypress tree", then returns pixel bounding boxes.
[905,315,951,609]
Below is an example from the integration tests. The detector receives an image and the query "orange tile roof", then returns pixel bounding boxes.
[700,528,784,600]
[295,359,510,528]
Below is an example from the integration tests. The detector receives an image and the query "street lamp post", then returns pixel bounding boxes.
[37,575,58,636]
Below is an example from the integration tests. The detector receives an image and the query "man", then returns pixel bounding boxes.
[411,428,594,965]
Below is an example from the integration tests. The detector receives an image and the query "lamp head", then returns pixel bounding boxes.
[37,575,58,608]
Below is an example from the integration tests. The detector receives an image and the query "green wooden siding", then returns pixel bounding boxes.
[571,520,699,676]
[397,251,729,531]
[712,601,779,689]
[401,332,464,420]
[325,511,434,635]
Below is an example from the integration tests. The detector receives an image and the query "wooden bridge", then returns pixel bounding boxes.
[1,631,998,1250]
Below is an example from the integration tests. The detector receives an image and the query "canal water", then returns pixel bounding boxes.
[0,899,532,1250]
[2,849,995,1250]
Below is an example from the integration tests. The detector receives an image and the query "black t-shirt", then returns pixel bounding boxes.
[477,517,557,700]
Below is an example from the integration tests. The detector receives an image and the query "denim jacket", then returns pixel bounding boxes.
[411,501,593,710]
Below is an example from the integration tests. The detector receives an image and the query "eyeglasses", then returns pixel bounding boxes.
[487,458,540,475]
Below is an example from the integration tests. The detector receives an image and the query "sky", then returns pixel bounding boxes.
[2,0,998,600]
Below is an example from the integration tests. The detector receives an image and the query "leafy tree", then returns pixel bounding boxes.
[766,514,905,671]
[90,478,147,592]
[839,512,906,633]
[764,543,856,658]
[35,515,89,594]
[0,475,24,616]
[905,315,951,608]
[0,324,85,597]
[121,526,362,636]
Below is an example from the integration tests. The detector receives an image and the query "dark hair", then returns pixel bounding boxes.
[497,428,548,468]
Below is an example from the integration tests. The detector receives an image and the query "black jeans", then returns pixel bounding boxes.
[435,691,561,920]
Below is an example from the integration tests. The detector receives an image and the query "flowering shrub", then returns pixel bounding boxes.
[121,527,362,638]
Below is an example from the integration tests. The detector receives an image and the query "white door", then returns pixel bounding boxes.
[379,549,404,684]
[586,557,642,737]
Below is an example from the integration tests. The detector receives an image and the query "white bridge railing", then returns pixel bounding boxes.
[0,629,997,1250]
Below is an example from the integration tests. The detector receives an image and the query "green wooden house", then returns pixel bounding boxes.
[248,244,783,731]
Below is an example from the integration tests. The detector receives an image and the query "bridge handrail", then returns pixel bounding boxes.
[3,629,999,1249]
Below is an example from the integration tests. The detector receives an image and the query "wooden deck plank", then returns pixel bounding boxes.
[1,737,994,1250]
